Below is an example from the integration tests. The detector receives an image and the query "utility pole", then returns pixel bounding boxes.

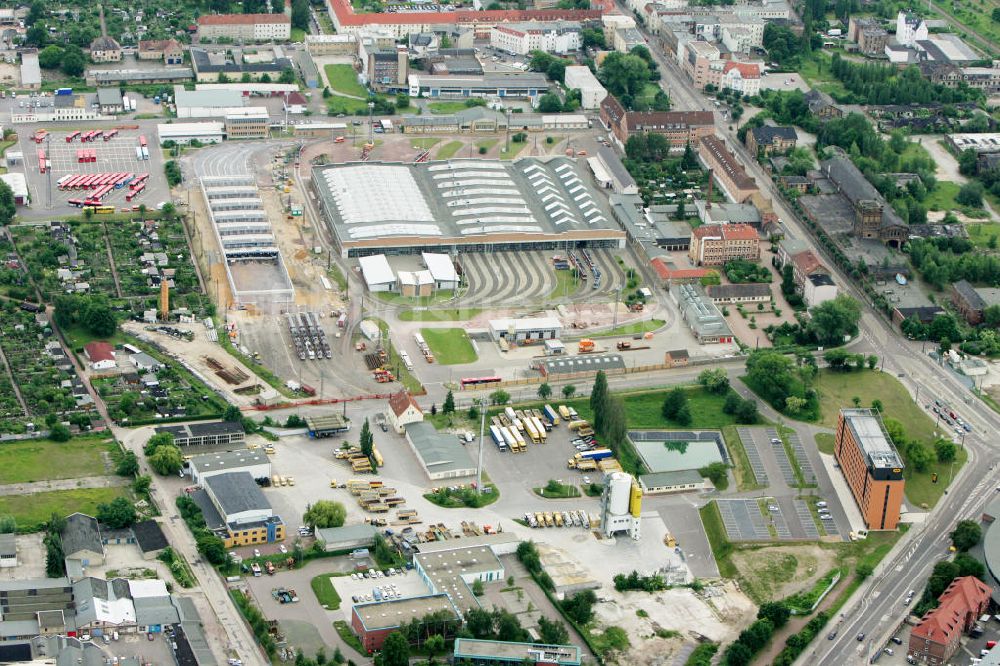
[476,400,485,494]
[612,286,622,332]
[368,102,375,144]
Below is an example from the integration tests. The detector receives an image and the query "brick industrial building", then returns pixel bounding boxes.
[599,95,714,148]
[834,408,905,530]
[687,224,760,266]
[908,576,991,664]
[697,135,758,202]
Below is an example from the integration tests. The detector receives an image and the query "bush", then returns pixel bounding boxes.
[561,590,597,624]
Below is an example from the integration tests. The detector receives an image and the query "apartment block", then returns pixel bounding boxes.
[197,13,292,41]
[834,408,905,531]
[490,21,580,55]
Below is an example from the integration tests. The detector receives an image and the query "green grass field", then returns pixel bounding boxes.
[561,386,739,430]
[397,308,482,322]
[815,432,835,455]
[290,27,306,42]
[374,290,456,306]
[0,437,115,484]
[435,140,464,160]
[0,487,127,532]
[476,139,498,152]
[420,328,477,365]
[723,425,763,491]
[549,269,579,298]
[925,181,962,212]
[797,53,850,97]
[967,222,1000,248]
[310,573,342,609]
[585,320,665,338]
[813,370,936,443]
[409,138,441,150]
[428,101,471,115]
[323,65,368,98]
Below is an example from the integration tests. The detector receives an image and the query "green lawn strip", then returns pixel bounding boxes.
[423,483,499,508]
[371,319,423,394]
[475,139,498,152]
[549,269,579,299]
[374,290,456,306]
[334,620,365,655]
[759,498,778,539]
[326,97,369,116]
[310,573,343,609]
[397,308,482,322]
[428,101,470,114]
[323,65,368,98]
[906,444,966,509]
[578,319,665,339]
[290,27,306,42]
[0,436,115,484]
[722,425,763,492]
[699,501,737,578]
[967,222,1000,248]
[565,385,739,430]
[498,139,527,160]
[0,487,127,533]
[61,323,126,353]
[813,370,936,442]
[777,425,812,488]
[815,433,835,455]
[420,328,477,365]
[409,138,442,150]
[783,568,843,614]
[533,483,581,499]
[435,140,464,160]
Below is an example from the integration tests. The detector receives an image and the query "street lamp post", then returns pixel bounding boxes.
[368,102,375,144]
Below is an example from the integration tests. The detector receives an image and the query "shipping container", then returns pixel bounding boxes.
[578,448,613,461]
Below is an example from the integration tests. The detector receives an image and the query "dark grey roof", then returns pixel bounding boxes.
[132,520,169,553]
[90,36,121,51]
[597,145,636,189]
[155,420,244,439]
[204,472,270,517]
[804,89,835,112]
[62,513,103,558]
[953,279,986,310]
[0,533,15,557]
[751,125,797,144]
[96,87,123,106]
[809,273,835,286]
[707,283,772,299]
[191,48,292,75]
[821,156,907,230]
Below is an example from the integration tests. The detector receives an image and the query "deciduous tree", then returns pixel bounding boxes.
[303,500,347,529]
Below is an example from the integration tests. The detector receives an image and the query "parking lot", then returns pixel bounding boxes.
[15,120,171,218]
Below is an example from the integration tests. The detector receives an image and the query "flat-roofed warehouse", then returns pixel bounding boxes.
[312,158,626,258]
[154,420,245,447]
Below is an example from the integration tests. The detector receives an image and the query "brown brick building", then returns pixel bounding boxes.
[599,95,714,149]
[834,408,905,531]
[908,576,991,664]
[746,125,797,156]
[698,135,758,203]
[688,224,760,266]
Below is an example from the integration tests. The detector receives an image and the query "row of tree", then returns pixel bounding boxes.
[721,602,791,665]
[829,54,982,106]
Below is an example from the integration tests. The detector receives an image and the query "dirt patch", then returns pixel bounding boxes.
[729,543,836,603]
[593,581,756,664]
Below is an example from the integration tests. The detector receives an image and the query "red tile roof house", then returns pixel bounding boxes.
[908,576,991,665]
[83,342,117,371]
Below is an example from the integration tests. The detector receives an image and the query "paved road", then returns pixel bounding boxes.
[118,426,269,666]
[616,11,1000,665]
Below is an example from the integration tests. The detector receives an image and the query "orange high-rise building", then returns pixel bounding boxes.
[834,408,905,530]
